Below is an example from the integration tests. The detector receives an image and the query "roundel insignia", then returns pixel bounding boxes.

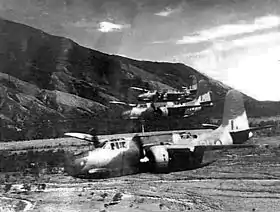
[214,139,222,145]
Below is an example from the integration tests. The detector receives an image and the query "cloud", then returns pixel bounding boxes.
[155,7,176,17]
[224,49,280,101]
[71,19,130,33]
[72,18,96,28]
[177,31,280,100]
[186,32,280,73]
[98,21,130,33]
[203,31,280,53]
[176,15,280,44]
[151,39,175,44]
[231,31,280,47]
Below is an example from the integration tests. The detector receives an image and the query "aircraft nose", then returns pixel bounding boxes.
[64,152,88,177]
[138,94,146,100]
[122,110,131,119]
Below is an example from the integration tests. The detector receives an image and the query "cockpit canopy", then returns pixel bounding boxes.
[136,104,148,108]
[102,137,129,150]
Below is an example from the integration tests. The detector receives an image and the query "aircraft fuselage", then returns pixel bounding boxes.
[64,127,251,179]
[65,137,141,178]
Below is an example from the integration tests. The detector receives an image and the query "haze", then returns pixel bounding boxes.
[0,0,279,100]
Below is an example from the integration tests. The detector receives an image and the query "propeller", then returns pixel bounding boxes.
[64,132,94,142]
[64,132,107,148]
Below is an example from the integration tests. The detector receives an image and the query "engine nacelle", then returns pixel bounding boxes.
[146,145,169,173]
[159,107,169,116]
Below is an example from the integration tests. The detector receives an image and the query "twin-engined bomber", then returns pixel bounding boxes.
[110,79,213,120]
[64,90,272,179]
[132,75,198,102]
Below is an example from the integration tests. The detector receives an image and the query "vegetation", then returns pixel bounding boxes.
[0,18,280,142]
[0,149,66,173]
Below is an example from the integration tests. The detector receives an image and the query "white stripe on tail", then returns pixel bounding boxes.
[221,90,249,132]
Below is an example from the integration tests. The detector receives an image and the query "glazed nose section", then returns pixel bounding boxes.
[122,110,131,119]
[64,152,87,177]
[64,153,75,176]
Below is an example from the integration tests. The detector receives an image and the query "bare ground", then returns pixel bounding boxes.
[0,138,280,212]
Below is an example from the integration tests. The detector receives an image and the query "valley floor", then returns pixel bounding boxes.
[0,137,280,211]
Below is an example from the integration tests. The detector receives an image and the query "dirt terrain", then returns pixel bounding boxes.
[0,137,280,212]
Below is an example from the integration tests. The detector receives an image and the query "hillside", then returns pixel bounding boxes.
[0,18,280,141]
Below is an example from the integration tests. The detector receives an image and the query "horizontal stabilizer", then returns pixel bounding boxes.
[248,125,274,131]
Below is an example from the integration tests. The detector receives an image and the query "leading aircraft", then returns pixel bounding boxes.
[110,79,213,120]
[64,89,272,178]
[132,75,198,102]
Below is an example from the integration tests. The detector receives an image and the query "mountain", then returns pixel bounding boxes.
[0,18,280,141]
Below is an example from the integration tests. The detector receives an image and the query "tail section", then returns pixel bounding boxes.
[189,75,198,91]
[219,89,272,144]
[221,90,249,132]
[194,80,213,106]
[182,75,197,94]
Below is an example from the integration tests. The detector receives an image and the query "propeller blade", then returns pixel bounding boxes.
[64,132,106,147]
[64,132,94,142]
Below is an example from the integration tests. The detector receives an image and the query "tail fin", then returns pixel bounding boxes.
[189,75,198,91]
[221,90,249,132]
[172,133,181,144]
[195,80,213,106]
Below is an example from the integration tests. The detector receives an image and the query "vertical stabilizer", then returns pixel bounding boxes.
[221,90,249,132]
[195,80,212,105]
[172,133,181,144]
[190,75,198,91]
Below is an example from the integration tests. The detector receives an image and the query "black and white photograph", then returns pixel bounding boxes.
[0,0,280,211]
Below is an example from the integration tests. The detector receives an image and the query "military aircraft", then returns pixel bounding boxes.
[131,75,198,102]
[110,79,213,120]
[64,89,272,178]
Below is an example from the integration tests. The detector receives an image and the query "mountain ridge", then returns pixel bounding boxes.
[0,17,279,141]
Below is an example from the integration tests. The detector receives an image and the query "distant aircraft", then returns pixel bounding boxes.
[110,80,213,120]
[64,89,272,178]
[131,75,198,102]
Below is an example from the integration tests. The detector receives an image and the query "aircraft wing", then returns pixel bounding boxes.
[155,143,266,154]
[141,143,268,167]
[167,104,202,109]
[201,124,273,131]
[109,101,136,107]
[201,123,219,130]
[135,129,212,138]
[130,86,150,92]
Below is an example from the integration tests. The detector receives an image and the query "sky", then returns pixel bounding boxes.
[0,0,280,100]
